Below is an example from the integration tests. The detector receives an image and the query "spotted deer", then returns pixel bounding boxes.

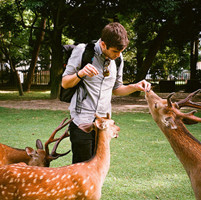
[145,89,201,200]
[0,114,120,200]
[0,117,71,167]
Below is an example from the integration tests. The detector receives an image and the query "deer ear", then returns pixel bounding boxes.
[78,123,95,133]
[25,147,37,157]
[36,139,44,149]
[95,119,108,130]
[164,117,177,129]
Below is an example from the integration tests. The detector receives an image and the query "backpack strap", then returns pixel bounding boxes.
[81,42,95,69]
[115,56,122,69]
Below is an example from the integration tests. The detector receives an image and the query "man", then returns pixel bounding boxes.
[62,22,151,163]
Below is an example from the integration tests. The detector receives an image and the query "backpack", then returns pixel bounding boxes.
[60,41,122,103]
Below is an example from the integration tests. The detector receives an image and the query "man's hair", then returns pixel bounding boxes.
[101,22,129,51]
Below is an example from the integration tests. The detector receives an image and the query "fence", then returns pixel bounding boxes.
[1,68,200,93]
[17,70,50,85]
[31,70,50,85]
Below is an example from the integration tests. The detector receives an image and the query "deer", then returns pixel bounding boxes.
[0,113,120,200]
[145,89,201,200]
[0,117,71,167]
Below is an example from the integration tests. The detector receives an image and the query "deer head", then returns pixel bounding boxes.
[79,113,120,139]
[145,89,201,130]
[24,117,72,167]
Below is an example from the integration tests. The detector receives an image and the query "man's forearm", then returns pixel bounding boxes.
[62,73,82,89]
[113,84,138,96]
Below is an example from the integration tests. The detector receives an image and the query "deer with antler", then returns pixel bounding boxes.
[0,114,120,200]
[145,89,201,200]
[0,118,71,167]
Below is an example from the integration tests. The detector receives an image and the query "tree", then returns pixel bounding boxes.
[0,0,29,95]
[118,0,201,85]
[15,0,47,92]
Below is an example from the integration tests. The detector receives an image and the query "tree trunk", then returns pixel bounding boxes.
[50,28,63,99]
[24,17,46,92]
[190,37,199,80]
[10,59,24,96]
[135,24,169,83]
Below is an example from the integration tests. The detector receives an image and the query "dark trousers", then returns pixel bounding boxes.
[69,121,95,164]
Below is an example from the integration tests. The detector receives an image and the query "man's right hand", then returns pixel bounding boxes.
[78,64,99,78]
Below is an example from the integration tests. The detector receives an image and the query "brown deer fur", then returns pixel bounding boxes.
[0,114,120,200]
[0,118,71,167]
[145,89,201,200]
[0,141,47,167]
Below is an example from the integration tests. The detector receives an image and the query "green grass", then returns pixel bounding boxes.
[0,89,51,100]
[1,107,201,199]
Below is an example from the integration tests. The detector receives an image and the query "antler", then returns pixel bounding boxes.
[49,129,71,160]
[45,118,73,159]
[175,89,201,109]
[167,90,201,124]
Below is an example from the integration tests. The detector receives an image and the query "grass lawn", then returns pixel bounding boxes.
[1,106,201,200]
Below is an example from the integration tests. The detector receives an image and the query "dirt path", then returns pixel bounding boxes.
[0,92,200,113]
[0,97,149,113]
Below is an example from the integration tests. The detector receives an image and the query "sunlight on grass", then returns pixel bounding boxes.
[0,108,200,199]
[0,90,51,100]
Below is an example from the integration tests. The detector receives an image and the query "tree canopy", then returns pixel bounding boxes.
[0,0,201,97]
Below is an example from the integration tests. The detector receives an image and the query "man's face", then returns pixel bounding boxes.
[101,41,125,60]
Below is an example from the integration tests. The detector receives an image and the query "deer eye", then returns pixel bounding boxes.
[154,102,158,109]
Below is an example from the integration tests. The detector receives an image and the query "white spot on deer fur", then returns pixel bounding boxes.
[74,171,78,175]
[90,185,94,190]
[8,192,14,196]
[67,175,71,179]
[51,189,56,193]
[61,174,66,180]
[46,179,51,182]
[33,178,37,183]
[38,188,44,192]
[85,190,89,196]
[77,192,83,196]
[9,178,14,183]
[40,175,44,179]
[69,194,77,199]
[83,179,87,184]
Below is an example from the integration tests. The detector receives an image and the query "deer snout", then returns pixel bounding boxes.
[114,126,120,138]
